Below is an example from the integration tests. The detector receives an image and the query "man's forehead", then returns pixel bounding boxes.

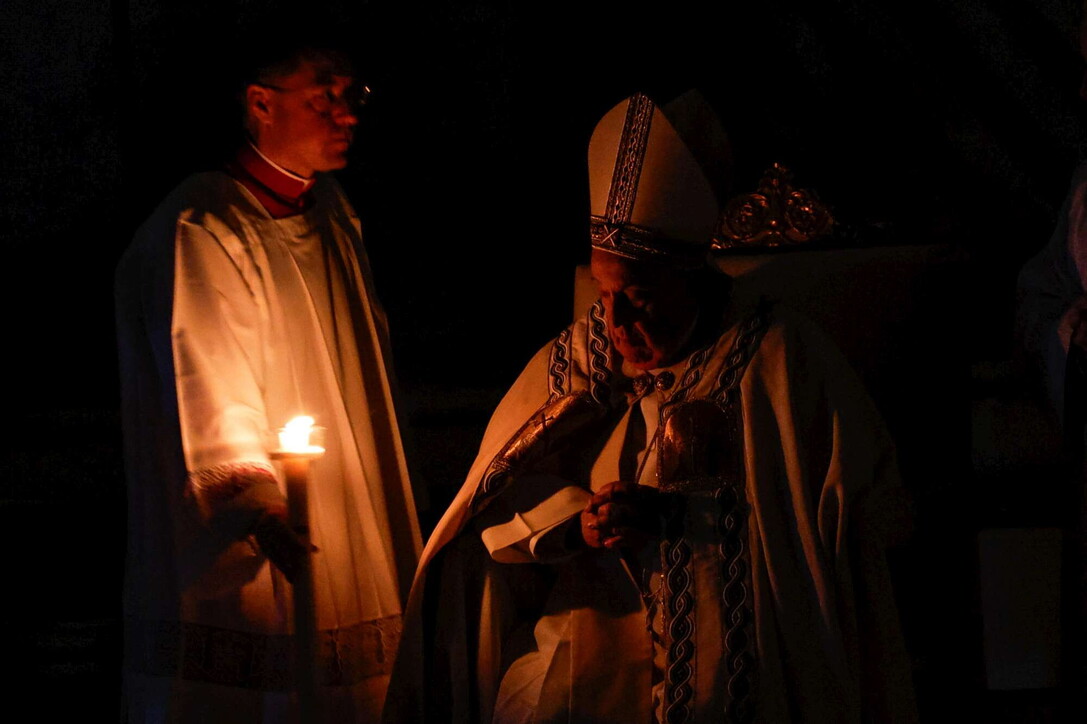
[590,251,667,286]
[287,60,354,87]
[255,48,352,88]
[313,67,356,87]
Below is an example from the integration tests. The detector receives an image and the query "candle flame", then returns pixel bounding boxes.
[278,415,324,453]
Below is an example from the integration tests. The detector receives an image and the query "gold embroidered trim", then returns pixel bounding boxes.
[548,327,572,399]
[663,535,695,723]
[605,93,655,225]
[587,300,613,407]
[717,480,755,723]
[590,217,707,268]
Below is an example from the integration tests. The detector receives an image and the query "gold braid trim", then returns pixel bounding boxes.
[548,326,572,399]
[717,481,755,723]
[590,217,708,268]
[605,93,655,225]
[587,300,612,406]
[663,535,695,724]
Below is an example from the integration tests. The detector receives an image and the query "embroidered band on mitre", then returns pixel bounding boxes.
[588,92,725,268]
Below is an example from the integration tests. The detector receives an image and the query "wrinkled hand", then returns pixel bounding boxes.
[580,480,661,552]
[252,504,315,584]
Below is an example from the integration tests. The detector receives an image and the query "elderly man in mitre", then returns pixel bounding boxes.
[385,93,917,723]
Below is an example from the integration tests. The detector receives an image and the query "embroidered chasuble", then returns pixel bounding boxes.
[384,299,917,724]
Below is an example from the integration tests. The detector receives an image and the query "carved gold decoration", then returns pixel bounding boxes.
[714,163,834,249]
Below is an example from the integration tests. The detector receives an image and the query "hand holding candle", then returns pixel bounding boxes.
[252,503,311,584]
[268,414,325,555]
[269,414,324,720]
[255,416,324,582]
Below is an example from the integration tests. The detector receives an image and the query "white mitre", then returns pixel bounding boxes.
[588,91,731,268]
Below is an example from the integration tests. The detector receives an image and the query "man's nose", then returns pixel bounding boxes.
[332,105,358,127]
[328,93,359,125]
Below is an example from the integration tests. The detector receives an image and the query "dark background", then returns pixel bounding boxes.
[1,0,1083,720]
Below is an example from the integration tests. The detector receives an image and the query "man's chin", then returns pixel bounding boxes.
[321,149,351,171]
[616,343,660,370]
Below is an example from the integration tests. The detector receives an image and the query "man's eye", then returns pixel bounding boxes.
[310,91,335,112]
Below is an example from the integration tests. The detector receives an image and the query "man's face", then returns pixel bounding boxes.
[590,249,699,370]
[248,58,359,177]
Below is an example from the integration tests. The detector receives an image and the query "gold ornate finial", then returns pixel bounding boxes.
[713,163,834,249]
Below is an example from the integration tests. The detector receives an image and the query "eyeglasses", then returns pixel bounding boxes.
[257,82,371,116]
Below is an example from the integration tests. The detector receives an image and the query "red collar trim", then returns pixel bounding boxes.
[225,143,316,218]
[237,143,315,199]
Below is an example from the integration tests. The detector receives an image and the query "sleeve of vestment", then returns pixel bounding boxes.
[171,218,284,532]
[476,474,590,563]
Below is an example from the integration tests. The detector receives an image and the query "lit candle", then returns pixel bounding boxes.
[277,415,325,454]
[269,414,323,720]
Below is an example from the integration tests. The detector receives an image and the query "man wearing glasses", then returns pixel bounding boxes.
[115,34,421,723]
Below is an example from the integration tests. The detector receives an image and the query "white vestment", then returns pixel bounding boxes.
[115,171,422,723]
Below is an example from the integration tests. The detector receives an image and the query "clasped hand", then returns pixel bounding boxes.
[580,480,661,552]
